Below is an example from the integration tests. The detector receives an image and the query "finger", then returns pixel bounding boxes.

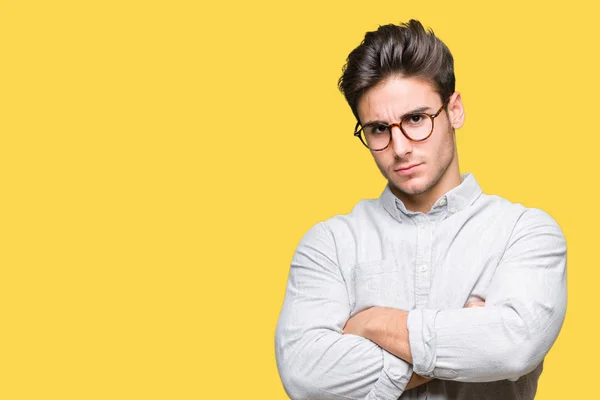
[466,301,486,308]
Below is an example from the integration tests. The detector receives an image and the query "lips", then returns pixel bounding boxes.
[395,163,421,172]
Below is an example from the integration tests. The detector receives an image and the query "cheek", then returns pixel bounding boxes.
[431,132,454,161]
[371,152,386,165]
[371,152,393,174]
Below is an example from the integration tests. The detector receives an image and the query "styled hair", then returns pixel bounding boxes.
[338,19,455,122]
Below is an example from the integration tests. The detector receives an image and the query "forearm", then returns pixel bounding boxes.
[343,309,432,392]
[362,304,564,382]
[363,307,413,364]
[406,304,565,382]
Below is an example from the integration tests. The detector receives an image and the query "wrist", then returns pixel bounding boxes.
[363,307,390,340]
[365,307,399,346]
[390,310,412,363]
[366,307,412,363]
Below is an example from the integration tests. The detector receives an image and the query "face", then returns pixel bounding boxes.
[357,75,465,209]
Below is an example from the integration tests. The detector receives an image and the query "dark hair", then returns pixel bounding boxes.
[338,19,455,122]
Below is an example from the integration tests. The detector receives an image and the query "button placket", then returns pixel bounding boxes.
[414,215,433,307]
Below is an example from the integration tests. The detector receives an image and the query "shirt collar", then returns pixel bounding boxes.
[380,173,483,222]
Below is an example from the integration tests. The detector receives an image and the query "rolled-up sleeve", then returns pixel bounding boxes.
[407,208,567,382]
[275,222,413,400]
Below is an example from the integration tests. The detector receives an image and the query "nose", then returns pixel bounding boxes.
[390,125,413,158]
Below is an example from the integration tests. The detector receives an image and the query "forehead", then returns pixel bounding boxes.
[357,76,439,122]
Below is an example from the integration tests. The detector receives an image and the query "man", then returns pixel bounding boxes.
[275,19,566,400]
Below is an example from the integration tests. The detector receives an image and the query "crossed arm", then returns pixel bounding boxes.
[275,210,567,399]
[343,209,567,382]
[343,301,485,386]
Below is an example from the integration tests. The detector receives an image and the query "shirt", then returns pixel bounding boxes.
[275,173,567,400]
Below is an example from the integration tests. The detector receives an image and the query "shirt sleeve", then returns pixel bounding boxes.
[275,222,413,400]
[407,208,567,382]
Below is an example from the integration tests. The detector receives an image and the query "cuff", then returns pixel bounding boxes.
[406,309,439,377]
[366,349,412,400]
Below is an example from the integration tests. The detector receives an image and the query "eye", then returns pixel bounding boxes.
[365,124,389,136]
[403,114,427,127]
[410,115,424,123]
[375,124,388,133]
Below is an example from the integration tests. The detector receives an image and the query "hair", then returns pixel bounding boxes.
[338,19,455,122]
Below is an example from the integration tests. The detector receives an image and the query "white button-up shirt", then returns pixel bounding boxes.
[275,173,567,400]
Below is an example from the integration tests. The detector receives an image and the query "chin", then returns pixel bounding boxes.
[391,179,429,196]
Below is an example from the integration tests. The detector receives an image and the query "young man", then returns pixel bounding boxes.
[275,20,566,400]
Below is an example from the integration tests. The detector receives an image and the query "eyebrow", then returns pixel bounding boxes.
[363,106,432,125]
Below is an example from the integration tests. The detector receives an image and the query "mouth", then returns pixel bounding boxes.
[394,163,422,175]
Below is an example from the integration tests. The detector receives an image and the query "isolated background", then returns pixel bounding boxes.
[1,0,597,398]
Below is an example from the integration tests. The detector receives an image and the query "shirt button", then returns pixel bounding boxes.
[439,198,447,206]
[449,207,457,214]
[420,264,428,272]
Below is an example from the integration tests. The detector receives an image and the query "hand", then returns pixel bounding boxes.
[466,300,486,308]
[405,372,433,390]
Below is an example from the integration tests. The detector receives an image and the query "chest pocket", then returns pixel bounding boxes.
[351,259,410,314]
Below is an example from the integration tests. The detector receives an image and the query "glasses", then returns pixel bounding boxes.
[353,101,449,151]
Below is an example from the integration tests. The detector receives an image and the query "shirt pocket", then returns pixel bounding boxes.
[351,258,409,314]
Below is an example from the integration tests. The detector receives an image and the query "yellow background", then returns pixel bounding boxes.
[0,0,597,398]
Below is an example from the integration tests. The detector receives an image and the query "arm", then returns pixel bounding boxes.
[344,302,485,372]
[347,209,567,382]
[275,222,414,400]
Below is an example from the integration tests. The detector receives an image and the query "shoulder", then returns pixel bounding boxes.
[321,196,388,238]
[476,193,558,224]
[484,194,562,230]
[297,196,386,252]
[477,193,566,250]
[511,206,565,245]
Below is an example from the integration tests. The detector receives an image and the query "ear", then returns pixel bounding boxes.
[447,92,465,129]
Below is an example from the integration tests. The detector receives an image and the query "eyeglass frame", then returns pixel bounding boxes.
[353,99,450,151]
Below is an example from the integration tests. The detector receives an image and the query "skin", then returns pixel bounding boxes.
[346,75,471,390]
[356,75,465,214]
[344,302,485,391]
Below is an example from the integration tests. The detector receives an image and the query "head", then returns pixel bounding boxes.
[338,20,465,211]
